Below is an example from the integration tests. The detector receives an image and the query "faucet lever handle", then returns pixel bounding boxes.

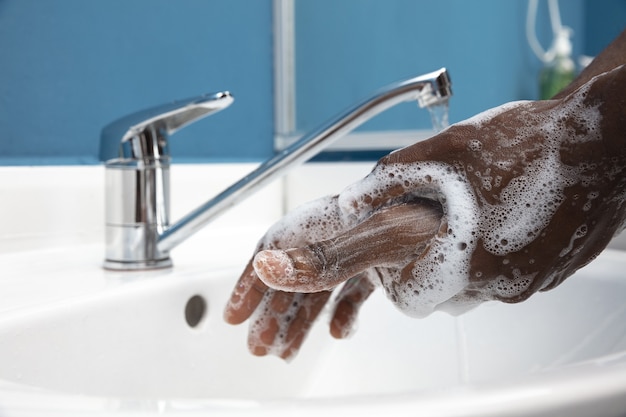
[100,91,234,162]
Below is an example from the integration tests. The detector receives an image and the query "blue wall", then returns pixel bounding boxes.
[294,0,624,136]
[0,0,623,165]
[294,0,582,133]
[0,0,274,165]
[584,0,626,55]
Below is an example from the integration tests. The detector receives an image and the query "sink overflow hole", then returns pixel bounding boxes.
[185,295,207,328]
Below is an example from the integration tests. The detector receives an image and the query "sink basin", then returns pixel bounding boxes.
[1,246,626,416]
[0,165,625,416]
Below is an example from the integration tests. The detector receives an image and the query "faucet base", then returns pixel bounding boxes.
[103,258,173,271]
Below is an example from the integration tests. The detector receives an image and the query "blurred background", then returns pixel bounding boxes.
[0,0,624,165]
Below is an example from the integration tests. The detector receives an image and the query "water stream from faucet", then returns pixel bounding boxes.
[426,99,472,383]
[427,99,450,133]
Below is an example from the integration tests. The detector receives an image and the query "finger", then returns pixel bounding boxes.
[223,259,269,325]
[253,201,442,293]
[278,291,332,360]
[224,196,346,325]
[247,291,332,361]
[330,271,377,339]
[245,290,299,357]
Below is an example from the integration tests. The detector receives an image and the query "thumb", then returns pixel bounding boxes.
[253,200,442,293]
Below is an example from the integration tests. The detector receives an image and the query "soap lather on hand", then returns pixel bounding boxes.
[224,29,626,361]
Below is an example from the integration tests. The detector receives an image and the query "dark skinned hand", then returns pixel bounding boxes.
[224,31,626,361]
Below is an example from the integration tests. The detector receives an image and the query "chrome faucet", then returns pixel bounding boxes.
[100,68,452,270]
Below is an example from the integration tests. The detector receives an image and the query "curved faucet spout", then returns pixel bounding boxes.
[101,68,451,270]
[157,68,452,255]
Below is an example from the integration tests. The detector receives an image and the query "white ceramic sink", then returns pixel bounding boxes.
[0,165,625,417]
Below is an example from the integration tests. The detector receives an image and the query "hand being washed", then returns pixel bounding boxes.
[224,31,626,361]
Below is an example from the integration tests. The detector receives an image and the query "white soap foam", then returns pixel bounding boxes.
[559,224,588,257]
[469,83,601,258]
[462,100,531,128]
[338,161,480,318]
[258,195,352,251]
[485,270,537,299]
[253,250,296,291]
